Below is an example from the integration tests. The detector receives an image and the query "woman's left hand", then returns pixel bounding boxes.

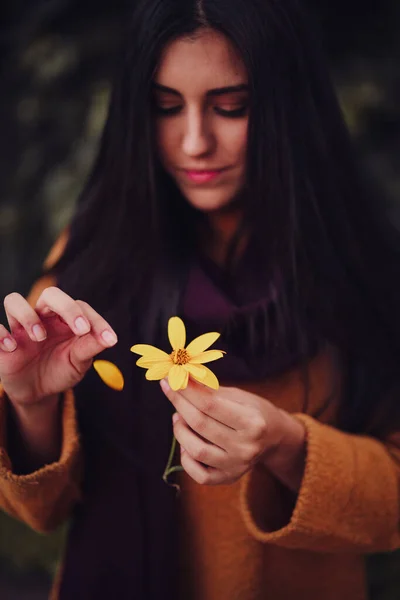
[160,379,306,490]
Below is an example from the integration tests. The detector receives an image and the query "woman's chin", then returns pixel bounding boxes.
[183,190,238,213]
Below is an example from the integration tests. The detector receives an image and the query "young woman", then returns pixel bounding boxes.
[0,0,399,598]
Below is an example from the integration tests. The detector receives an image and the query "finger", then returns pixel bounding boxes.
[161,378,244,430]
[179,446,225,486]
[35,287,92,337]
[68,300,118,364]
[173,414,228,469]
[168,387,232,450]
[4,292,48,342]
[0,324,17,352]
[184,381,252,430]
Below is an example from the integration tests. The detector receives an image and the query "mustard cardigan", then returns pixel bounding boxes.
[0,238,399,599]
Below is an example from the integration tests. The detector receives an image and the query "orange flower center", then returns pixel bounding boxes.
[170,348,190,365]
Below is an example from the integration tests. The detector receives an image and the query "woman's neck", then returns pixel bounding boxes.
[200,209,245,267]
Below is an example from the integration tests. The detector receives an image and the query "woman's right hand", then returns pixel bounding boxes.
[0,287,118,407]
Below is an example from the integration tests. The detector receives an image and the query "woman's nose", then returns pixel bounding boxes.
[182,111,215,157]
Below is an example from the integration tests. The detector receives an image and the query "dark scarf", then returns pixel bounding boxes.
[58,256,318,600]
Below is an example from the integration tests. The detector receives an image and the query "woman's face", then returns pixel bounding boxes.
[153,29,249,213]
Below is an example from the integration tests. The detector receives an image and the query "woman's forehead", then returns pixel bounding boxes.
[155,29,247,94]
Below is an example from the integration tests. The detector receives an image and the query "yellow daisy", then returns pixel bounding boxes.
[130,316,225,391]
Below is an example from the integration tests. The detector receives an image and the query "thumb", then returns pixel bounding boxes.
[70,330,117,366]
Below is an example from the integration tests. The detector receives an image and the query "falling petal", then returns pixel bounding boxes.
[199,365,220,390]
[137,356,172,369]
[186,332,220,356]
[145,362,172,381]
[130,344,170,360]
[93,360,124,391]
[168,364,188,390]
[189,350,225,364]
[168,317,186,351]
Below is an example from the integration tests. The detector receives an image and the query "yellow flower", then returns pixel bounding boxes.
[130,316,225,391]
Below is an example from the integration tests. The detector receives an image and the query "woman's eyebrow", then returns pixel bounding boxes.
[152,83,249,97]
[207,84,249,97]
[152,83,181,96]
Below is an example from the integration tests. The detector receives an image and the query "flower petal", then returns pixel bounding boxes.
[186,332,220,356]
[199,365,220,390]
[189,350,225,364]
[168,317,186,351]
[137,356,172,369]
[130,344,170,360]
[180,369,189,390]
[93,360,124,391]
[145,362,172,381]
[168,364,188,390]
[184,363,207,381]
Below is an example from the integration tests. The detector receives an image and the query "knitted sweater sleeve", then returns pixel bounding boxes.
[240,414,400,553]
[0,386,81,533]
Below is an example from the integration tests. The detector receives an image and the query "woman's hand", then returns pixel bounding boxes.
[161,379,306,491]
[0,287,118,407]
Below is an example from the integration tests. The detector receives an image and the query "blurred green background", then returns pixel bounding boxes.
[0,0,399,597]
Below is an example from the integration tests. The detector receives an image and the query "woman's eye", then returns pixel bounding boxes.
[154,104,182,116]
[214,105,248,118]
[152,100,248,118]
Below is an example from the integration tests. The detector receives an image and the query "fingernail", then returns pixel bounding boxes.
[160,379,170,393]
[75,317,90,335]
[32,324,46,341]
[3,337,17,351]
[101,330,118,346]
[172,413,179,424]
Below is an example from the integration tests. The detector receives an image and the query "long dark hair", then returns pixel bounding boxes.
[53,0,400,434]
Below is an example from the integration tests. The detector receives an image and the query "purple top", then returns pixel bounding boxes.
[58,255,318,599]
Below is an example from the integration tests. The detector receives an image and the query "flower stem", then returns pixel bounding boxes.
[162,434,184,492]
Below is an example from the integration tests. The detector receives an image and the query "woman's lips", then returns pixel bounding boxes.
[183,169,225,183]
